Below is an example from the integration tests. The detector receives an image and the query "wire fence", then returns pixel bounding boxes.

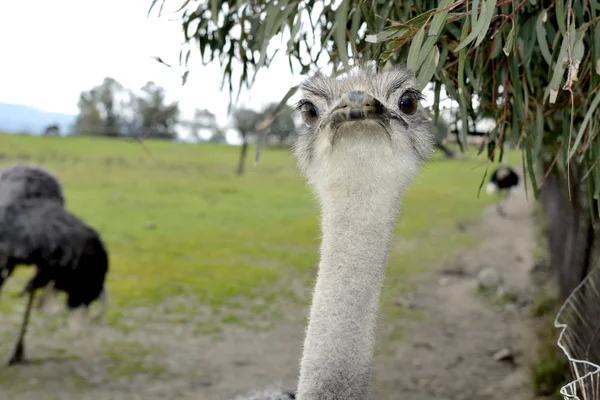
[556,261,600,400]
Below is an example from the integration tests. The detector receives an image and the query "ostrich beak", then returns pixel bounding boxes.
[330,91,385,124]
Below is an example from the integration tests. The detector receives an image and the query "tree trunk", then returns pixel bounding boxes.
[236,131,248,176]
[539,161,600,391]
[539,161,595,300]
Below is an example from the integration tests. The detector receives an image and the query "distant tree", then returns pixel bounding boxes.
[208,128,227,144]
[75,89,104,136]
[232,108,262,175]
[187,108,219,141]
[259,103,297,144]
[131,81,180,140]
[44,124,60,136]
[74,78,179,140]
[74,77,128,137]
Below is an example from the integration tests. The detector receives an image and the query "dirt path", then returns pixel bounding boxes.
[374,185,537,400]
[0,185,539,400]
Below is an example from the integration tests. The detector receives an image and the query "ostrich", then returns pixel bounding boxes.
[0,162,67,309]
[234,64,434,399]
[0,198,109,365]
[485,165,519,217]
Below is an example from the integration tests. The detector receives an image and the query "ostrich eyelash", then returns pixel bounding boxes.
[294,99,312,112]
[405,89,425,101]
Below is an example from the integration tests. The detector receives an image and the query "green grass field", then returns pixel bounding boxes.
[0,133,522,330]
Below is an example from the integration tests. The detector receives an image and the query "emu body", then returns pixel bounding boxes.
[0,199,109,365]
[486,166,520,217]
[0,163,65,206]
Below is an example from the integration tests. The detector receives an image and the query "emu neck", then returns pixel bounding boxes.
[297,184,402,400]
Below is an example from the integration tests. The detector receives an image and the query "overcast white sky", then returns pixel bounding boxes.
[0,0,309,140]
[0,0,489,142]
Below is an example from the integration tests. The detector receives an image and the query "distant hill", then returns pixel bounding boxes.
[0,103,76,135]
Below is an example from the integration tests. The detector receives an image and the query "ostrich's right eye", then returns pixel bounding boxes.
[299,101,319,125]
[398,91,419,115]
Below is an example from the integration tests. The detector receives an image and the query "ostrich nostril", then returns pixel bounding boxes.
[347,91,365,103]
[349,109,364,120]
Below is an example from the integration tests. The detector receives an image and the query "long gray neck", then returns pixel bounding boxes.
[296,185,402,400]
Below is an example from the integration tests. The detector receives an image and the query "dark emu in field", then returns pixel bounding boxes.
[0,163,65,206]
[485,166,520,217]
[0,165,109,366]
[0,163,69,312]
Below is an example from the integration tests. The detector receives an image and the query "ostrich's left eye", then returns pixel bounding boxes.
[398,91,419,115]
[299,101,319,125]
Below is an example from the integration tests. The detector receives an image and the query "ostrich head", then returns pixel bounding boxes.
[293,65,434,198]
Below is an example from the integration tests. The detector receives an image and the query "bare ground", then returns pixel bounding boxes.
[374,185,538,400]
[0,185,540,400]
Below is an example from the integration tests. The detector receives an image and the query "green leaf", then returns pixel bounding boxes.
[491,34,503,58]
[457,19,470,149]
[287,14,302,54]
[567,90,600,162]
[255,0,294,77]
[536,11,553,66]
[416,45,440,90]
[438,39,449,70]
[594,142,600,199]
[454,0,494,53]
[210,0,219,24]
[525,144,540,197]
[534,105,544,158]
[471,0,480,28]
[407,27,426,72]
[350,5,363,45]
[365,29,399,43]
[416,36,439,71]
[429,0,456,37]
[408,0,455,70]
[474,0,496,48]
[433,80,442,124]
[335,0,351,70]
[595,21,600,76]
[556,0,566,36]
[503,26,514,56]
[573,33,585,67]
[147,0,162,17]
[546,25,573,103]
[402,9,436,29]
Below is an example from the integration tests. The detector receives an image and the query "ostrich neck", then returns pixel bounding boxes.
[297,184,403,400]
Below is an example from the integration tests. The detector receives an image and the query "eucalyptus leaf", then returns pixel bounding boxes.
[567,90,600,162]
[474,0,496,48]
[428,0,456,37]
[335,0,351,70]
[547,26,573,103]
[454,0,489,52]
[536,11,553,65]
[210,0,219,24]
[407,27,426,72]
[416,45,440,90]
[503,27,514,56]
